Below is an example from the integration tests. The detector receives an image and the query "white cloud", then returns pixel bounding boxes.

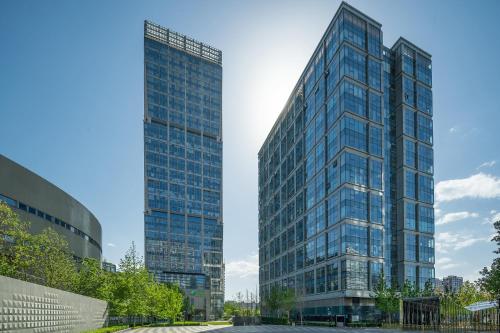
[436,257,459,270]
[225,254,259,278]
[435,173,500,203]
[107,243,116,247]
[449,127,458,133]
[436,232,490,254]
[436,211,478,226]
[484,211,500,225]
[478,160,496,169]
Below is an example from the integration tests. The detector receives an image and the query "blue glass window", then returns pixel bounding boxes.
[341,224,368,256]
[327,124,339,161]
[405,265,417,285]
[340,152,367,187]
[327,227,339,257]
[369,125,382,157]
[341,259,368,290]
[419,235,434,263]
[405,170,416,199]
[368,25,381,58]
[326,160,339,194]
[316,202,326,232]
[419,267,435,290]
[403,108,415,138]
[370,262,383,290]
[316,233,326,263]
[296,247,304,270]
[326,21,339,63]
[404,139,416,168]
[340,80,366,117]
[315,139,325,173]
[405,233,416,261]
[327,262,339,291]
[370,159,382,190]
[403,76,415,106]
[340,45,366,83]
[340,187,368,221]
[418,144,433,174]
[405,202,416,230]
[418,174,434,204]
[370,193,383,224]
[327,53,339,97]
[326,90,339,129]
[369,92,382,123]
[305,122,315,153]
[327,193,339,226]
[416,84,432,115]
[417,114,433,144]
[305,240,315,266]
[368,59,381,90]
[340,11,366,50]
[419,205,434,234]
[370,228,383,257]
[416,54,432,86]
[340,116,367,152]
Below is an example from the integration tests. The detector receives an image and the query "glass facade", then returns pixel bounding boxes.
[144,21,223,319]
[258,2,434,320]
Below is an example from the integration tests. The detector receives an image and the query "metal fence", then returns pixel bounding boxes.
[402,296,499,332]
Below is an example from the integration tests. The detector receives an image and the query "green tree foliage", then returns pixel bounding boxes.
[0,204,183,323]
[264,287,296,320]
[373,273,399,324]
[478,220,500,298]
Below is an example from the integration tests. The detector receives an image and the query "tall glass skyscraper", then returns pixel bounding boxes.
[144,21,224,319]
[258,2,434,321]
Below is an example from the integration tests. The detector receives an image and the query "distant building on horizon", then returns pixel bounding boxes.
[442,275,463,293]
[258,2,434,321]
[0,154,102,262]
[102,261,117,273]
[143,21,224,320]
[434,278,443,292]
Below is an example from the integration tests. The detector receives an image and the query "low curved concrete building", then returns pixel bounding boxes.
[0,154,102,261]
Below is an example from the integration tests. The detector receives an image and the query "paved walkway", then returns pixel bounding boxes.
[133,326,410,333]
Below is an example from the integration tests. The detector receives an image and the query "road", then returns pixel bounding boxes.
[133,325,410,333]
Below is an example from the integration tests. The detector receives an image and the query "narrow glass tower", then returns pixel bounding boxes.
[144,21,224,319]
[258,2,434,321]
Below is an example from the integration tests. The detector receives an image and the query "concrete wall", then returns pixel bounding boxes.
[0,275,107,332]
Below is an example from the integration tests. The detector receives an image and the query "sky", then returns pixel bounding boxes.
[1,0,499,300]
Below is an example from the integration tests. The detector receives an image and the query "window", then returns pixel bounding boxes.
[403,76,415,106]
[327,227,340,258]
[416,54,432,86]
[370,228,383,257]
[305,123,315,154]
[404,139,416,168]
[327,193,339,226]
[315,139,325,173]
[316,202,326,232]
[295,219,304,244]
[368,59,381,90]
[401,46,414,76]
[368,25,381,58]
[369,125,382,157]
[419,267,435,290]
[305,240,315,266]
[405,202,416,230]
[340,152,368,187]
[405,265,417,286]
[418,174,434,204]
[327,124,339,161]
[370,262,383,290]
[327,53,340,97]
[316,233,326,262]
[305,270,315,294]
[305,210,316,238]
[341,223,368,256]
[419,205,434,233]
[340,11,366,49]
[417,114,433,145]
[327,262,339,291]
[340,116,367,152]
[326,160,339,194]
[416,84,432,115]
[326,21,339,62]
[369,92,382,123]
[326,90,339,129]
[316,267,326,293]
[296,247,304,269]
[370,192,383,224]
[0,194,16,207]
[370,159,382,190]
[340,187,368,221]
[419,235,435,263]
[341,259,368,290]
[418,144,433,174]
[305,152,315,181]
[403,108,415,138]
[405,170,416,199]
[405,233,416,261]
[340,45,366,83]
[340,80,366,117]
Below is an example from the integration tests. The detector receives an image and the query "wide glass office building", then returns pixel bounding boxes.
[258,2,434,320]
[144,21,224,319]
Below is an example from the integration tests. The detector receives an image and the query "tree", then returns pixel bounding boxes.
[76,258,112,300]
[455,281,489,307]
[401,280,419,298]
[265,286,283,318]
[373,273,399,324]
[478,220,500,298]
[280,288,296,322]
